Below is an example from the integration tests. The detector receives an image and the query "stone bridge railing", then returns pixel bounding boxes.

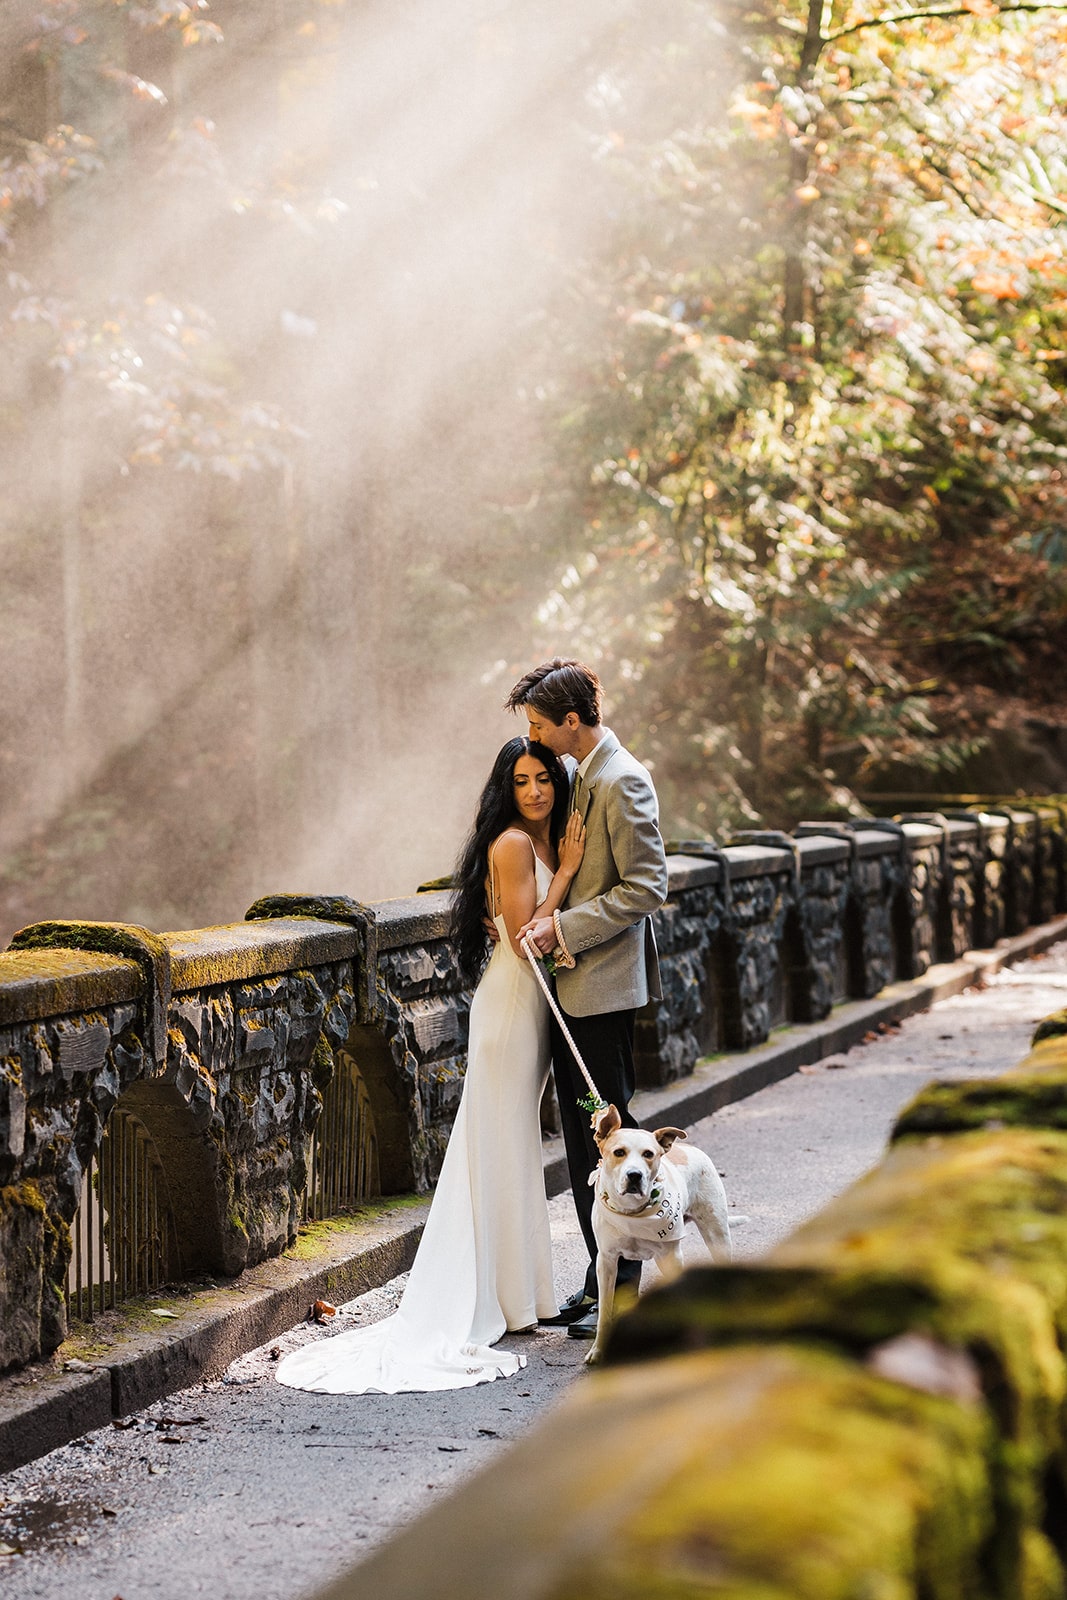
[1,799,1065,1374]
[321,1008,1067,1600]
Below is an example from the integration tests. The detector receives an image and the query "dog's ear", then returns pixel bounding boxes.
[594,1104,622,1143]
[654,1126,687,1151]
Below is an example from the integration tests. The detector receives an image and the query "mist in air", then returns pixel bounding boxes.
[0,0,731,942]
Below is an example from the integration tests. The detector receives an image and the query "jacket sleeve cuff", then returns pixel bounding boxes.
[552,909,576,969]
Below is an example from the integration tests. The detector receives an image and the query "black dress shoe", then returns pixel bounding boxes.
[566,1307,599,1340]
[538,1290,596,1327]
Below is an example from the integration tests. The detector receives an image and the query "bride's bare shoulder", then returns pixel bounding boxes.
[488,828,535,868]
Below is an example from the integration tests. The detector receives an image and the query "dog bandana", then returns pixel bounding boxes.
[597,1162,687,1243]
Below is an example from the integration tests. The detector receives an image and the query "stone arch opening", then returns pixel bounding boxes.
[68,1080,219,1317]
[890,884,916,981]
[302,1041,381,1219]
[711,927,746,1052]
[778,904,815,1024]
[841,891,868,999]
[337,1022,416,1195]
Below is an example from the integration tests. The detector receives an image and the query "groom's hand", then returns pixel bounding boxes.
[518,915,556,955]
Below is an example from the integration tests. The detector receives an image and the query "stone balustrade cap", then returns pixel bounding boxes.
[370,894,453,951]
[0,947,143,1024]
[665,853,723,890]
[721,843,795,877]
[163,918,357,992]
[792,833,851,866]
[898,821,943,847]
[995,807,1037,828]
[846,827,907,859]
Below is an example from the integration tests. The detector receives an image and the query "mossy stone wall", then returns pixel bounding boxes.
[0,801,1064,1374]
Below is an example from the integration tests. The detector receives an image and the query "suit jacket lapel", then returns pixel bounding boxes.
[579,729,620,802]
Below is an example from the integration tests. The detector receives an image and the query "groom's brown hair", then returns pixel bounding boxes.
[505,658,602,727]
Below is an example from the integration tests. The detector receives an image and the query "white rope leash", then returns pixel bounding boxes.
[520,933,606,1112]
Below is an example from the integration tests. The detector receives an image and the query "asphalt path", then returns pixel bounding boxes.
[3,941,1067,1600]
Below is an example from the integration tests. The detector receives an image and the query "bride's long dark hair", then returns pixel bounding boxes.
[450,736,570,984]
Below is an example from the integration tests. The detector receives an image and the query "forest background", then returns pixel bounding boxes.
[1,0,1066,943]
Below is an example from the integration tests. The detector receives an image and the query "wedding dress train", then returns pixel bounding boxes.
[275,857,557,1394]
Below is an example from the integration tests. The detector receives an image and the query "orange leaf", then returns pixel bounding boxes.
[971,272,1022,299]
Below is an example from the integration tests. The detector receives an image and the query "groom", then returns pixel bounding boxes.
[508,658,668,1340]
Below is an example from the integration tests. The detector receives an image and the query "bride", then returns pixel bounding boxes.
[275,737,585,1394]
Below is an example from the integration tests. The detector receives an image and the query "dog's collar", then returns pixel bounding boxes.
[598,1183,663,1217]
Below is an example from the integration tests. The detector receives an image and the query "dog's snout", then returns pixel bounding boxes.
[624,1170,645,1193]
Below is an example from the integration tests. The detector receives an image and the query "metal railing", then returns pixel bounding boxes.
[67,1105,179,1322]
[67,1046,380,1319]
[302,1045,380,1220]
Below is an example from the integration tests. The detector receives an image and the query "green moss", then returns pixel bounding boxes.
[378,1346,992,1600]
[893,1074,1067,1138]
[9,919,166,968]
[1021,1528,1067,1600]
[609,1126,1067,1592]
[6,920,168,1057]
[283,1193,425,1258]
[1033,1008,1067,1045]
[310,1032,334,1088]
[62,1291,208,1352]
[611,1352,989,1600]
[0,1179,47,1219]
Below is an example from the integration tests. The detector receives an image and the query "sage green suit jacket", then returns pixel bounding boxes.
[555,728,668,1018]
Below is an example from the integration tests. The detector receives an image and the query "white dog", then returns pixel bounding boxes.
[586,1104,732,1365]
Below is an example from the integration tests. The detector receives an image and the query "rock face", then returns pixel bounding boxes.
[0,803,1064,1372]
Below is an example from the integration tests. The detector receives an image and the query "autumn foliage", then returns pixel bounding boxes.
[2,0,1067,934]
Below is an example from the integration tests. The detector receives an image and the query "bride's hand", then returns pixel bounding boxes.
[557,811,586,878]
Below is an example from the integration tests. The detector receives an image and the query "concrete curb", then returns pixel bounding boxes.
[3,915,1064,1475]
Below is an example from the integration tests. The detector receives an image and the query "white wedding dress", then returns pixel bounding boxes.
[275,853,557,1394]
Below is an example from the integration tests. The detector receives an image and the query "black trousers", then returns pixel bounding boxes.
[549,1003,642,1301]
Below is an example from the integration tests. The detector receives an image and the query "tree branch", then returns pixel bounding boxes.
[827,2,1067,44]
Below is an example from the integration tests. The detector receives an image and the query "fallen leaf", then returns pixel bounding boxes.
[477,1428,500,1438]
[269,1347,282,1361]
[307,1300,337,1324]
[867,1332,981,1402]
[150,1309,179,1319]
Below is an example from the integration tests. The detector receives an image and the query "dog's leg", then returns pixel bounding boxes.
[656,1241,686,1285]
[693,1203,733,1264]
[586,1248,619,1367]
